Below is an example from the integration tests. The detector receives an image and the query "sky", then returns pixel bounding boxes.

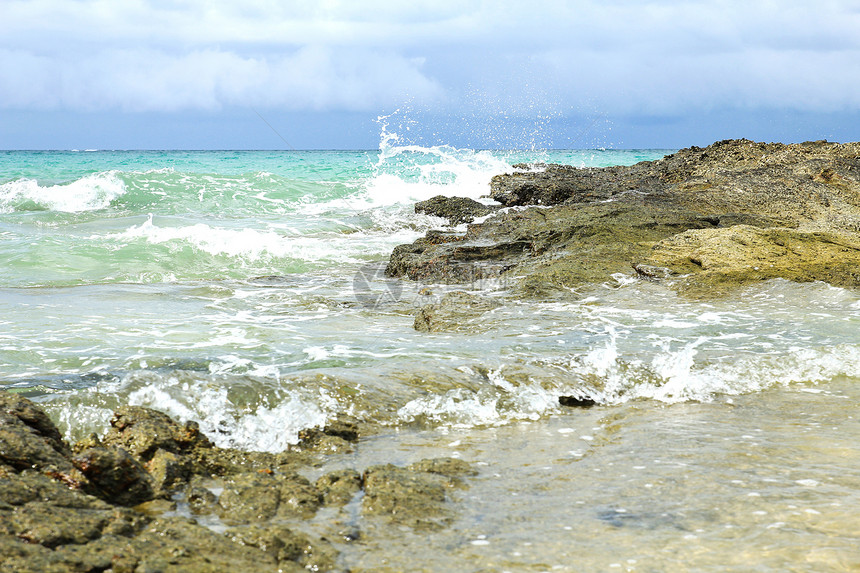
[2,0,859,150]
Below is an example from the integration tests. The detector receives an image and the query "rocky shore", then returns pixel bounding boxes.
[387,139,860,298]
[0,393,474,572]
[4,139,860,571]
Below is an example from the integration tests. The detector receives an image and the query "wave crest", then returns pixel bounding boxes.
[0,172,126,213]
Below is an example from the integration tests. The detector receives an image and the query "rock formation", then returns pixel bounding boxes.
[0,392,475,572]
[388,139,860,296]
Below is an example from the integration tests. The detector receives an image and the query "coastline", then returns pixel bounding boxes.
[3,139,860,571]
[387,139,860,297]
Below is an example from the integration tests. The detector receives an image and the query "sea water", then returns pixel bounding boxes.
[2,133,859,570]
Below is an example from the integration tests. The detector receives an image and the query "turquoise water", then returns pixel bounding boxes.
[3,140,860,570]
[1,144,672,440]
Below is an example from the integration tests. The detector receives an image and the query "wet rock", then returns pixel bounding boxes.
[0,393,74,473]
[118,516,279,572]
[0,534,54,573]
[134,498,177,516]
[0,514,287,572]
[415,194,499,225]
[72,446,155,506]
[217,471,322,524]
[145,447,193,495]
[559,395,598,408]
[362,458,475,529]
[102,406,213,462]
[316,468,363,505]
[0,393,70,456]
[186,477,220,514]
[408,457,479,479]
[229,524,339,572]
[0,397,343,573]
[193,446,292,477]
[632,263,677,280]
[388,139,860,295]
[414,291,502,333]
[6,502,143,548]
[0,470,110,510]
[297,414,362,454]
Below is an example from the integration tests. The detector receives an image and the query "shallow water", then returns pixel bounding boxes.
[2,140,859,570]
[306,380,860,572]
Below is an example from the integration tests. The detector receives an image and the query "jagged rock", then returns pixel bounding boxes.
[414,291,502,333]
[72,447,155,506]
[0,394,74,473]
[415,194,499,224]
[145,448,193,495]
[490,163,627,206]
[0,396,343,572]
[388,139,860,295]
[101,406,212,462]
[296,414,362,454]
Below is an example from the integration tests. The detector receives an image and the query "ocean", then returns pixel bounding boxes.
[2,136,859,570]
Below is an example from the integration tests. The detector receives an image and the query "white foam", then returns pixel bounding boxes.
[570,330,860,404]
[106,215,417,263]
[0,172,126,213]
[357,124,512,208]
[125,382,329,452]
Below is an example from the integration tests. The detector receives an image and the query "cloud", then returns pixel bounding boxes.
[1,0,859,118]
[0,47,444,112]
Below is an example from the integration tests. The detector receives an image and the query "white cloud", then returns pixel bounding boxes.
[1,0,859,116]
[0,47,444,112]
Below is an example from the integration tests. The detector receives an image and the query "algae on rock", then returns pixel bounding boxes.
[387,139,860,296]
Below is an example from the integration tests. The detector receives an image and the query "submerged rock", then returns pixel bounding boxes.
[559,396,598,408]
[362,458,475,529]
[414,291,502,333]
[316,468,363,505]
[387,139,860,295]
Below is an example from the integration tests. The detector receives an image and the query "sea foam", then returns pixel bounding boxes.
[0,172,126,213]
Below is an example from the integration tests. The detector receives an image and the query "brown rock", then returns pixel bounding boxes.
[102,406,212,463]
[0,393,73,473]
[217,471,322,524]
[315,468,362,505]
[72,447,155,506]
